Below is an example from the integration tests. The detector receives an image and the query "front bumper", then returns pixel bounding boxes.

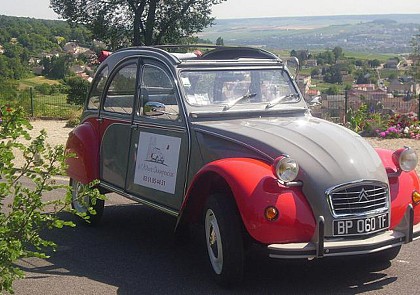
[268,205,420,259]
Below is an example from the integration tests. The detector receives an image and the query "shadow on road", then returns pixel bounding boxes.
[18,203,396,294]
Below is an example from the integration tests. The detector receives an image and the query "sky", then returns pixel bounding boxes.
[0,0,420,20]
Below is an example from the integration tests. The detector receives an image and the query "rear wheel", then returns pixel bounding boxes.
[70,178,104,225]
[204,194,244,287]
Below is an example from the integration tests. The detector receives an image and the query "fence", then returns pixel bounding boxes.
[0,87,86,119]
[2,87,420,122]
[308,91,420,124]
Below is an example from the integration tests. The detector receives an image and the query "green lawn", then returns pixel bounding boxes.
[19,76,61,90]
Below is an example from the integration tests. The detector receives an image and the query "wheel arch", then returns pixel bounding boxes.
[177,170,234,228]
[375,147,420,227]
[66,121,100,184]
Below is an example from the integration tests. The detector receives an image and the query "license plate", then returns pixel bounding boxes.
[333,213,389,236]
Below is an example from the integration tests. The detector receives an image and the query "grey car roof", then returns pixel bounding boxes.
[99,46,285,71]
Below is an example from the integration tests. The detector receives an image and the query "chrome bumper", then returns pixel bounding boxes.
[268,205,420,259]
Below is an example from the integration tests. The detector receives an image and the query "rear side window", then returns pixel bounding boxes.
[140,64,179,120]
[103,62,138,115]
[87,66,108,110]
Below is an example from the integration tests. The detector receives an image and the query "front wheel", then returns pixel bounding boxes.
[204,194,244,287]
[70,178,104,225]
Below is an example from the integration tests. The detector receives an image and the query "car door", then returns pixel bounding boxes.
[126,59,189,211]
[99,58,138,189]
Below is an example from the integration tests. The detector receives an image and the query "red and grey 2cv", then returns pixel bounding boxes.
[66,46,420,286]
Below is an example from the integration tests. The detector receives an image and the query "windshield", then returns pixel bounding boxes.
[179,68,300,110]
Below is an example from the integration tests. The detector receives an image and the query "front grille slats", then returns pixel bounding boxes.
[327,182,389,216]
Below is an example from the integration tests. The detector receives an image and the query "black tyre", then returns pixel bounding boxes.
[204,194,244,287]
[70,178,104,225]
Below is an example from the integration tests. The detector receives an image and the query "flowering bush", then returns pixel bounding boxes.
[376,112,420,140]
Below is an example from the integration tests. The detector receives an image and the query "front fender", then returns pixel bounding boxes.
[376,148,420,227]
[66,121,100,184]
[180,158,316,244]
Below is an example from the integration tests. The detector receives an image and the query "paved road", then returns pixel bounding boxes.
[11,178,420,294]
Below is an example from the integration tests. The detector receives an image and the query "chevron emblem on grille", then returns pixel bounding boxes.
[358,188,370,202]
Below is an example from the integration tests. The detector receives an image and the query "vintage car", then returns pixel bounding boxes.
[66,46,420,286]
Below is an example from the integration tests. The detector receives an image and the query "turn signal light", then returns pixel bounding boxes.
[413,191,420,205]
[265,206,279,221]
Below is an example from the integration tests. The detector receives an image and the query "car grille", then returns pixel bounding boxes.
[327,182,389,216]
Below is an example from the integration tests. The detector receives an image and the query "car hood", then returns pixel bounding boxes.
[193,114,389,222]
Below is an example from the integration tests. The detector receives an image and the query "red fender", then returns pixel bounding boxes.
[181,158,316,244]
[376,148,420,227]
[66,120,100,184]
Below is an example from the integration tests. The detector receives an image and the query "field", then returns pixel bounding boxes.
[1,76,82,119]
[19,76,61,90]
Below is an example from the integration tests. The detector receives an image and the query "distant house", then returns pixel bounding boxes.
[69,65,86,74]
[306,88,320,97]
[384,58,400,69]
[352,84,376,91]
[32,66,44,76]
[0,44,4,54]
[63,42,78,54]
[305,59,318,67]
[387,79,417,96]
[296,75,312,94]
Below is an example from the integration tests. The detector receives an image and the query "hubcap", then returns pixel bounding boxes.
[205,209,223,275]
[71,180,89,213]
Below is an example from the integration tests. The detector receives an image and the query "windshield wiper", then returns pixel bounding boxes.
[223,92,257,111]
[265,93,299,109]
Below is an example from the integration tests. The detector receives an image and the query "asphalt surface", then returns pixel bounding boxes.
[10,177,420,295]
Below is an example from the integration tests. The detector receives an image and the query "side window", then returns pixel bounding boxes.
[103,62,138,114]
[87,66,108,109]
[141,64,179,120]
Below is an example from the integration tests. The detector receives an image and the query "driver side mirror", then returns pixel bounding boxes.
[144,101,166,116]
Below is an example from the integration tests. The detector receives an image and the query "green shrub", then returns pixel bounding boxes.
[0,106,103,293]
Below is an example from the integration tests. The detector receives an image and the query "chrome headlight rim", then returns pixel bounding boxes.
[272,155,300,183]
[393,147,418,172]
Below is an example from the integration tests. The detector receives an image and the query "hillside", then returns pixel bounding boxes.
[200,14,420,53]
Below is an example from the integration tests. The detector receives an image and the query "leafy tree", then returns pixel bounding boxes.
[368,59,381,68]
[50,0,227,47]
[332,46,343,62]
[311,68,320,77]
[316,50,334,65]
[65,76,90,105]
[216,36,224,46]
[323,65,343,84]
[353,59,367,67]
[291,49,311,64]
[354,68,377,84]
[41,55,72,80]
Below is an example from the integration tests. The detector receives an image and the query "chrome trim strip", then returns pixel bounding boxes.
[131,121,186,133]
[100,182,179,217]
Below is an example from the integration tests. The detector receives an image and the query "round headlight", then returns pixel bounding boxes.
[272,156,299,183]
[393,147,418,172]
